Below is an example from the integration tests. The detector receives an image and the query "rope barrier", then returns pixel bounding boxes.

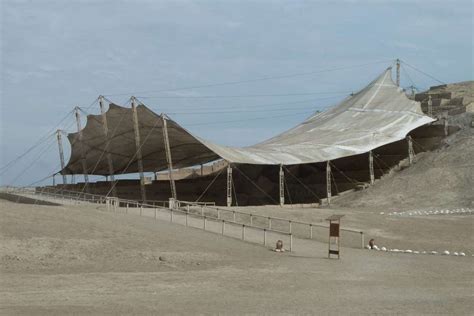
[284,175,293,205]
[7,136,57,185]
[104,110,165,197]
[233,165,278,204]
[76,108,130,194]
[328,162,361,186]
[102,59,392,97]
[282,166,321,200]
[401,60,446,85]
[195,166,225,202]
[330,167,340,195]
[136,91,352,99]
[231,174,239,207]
[0,109,75,173]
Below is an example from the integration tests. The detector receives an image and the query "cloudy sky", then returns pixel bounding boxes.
[1,0,472,186]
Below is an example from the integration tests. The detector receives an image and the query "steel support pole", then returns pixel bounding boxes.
[326,161,331,205]
[75,107,89,185]
[56,130,67,184]
[369,151,375,185]
[427,95,433,117]
[407,135,415,165]
[279,164,285,206]
[99,96,117,197]
[226,164,232,207]
[131,97,147,203]
[396,58,400,87]
[162,115,177,200]
[444,117,449,136]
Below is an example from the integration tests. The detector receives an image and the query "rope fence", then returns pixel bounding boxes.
[6,187,296,252]
[3,187,364,250]
[175,199,365,249]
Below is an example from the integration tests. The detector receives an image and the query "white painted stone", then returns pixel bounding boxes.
[443,250,450,255]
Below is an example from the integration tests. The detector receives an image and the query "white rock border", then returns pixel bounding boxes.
[386,208,473,217]
[366,245,469,257]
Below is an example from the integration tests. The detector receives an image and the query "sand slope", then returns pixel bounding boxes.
[334,124,474,210]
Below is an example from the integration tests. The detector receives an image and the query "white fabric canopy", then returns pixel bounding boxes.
[62,67,435,175]
[198,68,435,164]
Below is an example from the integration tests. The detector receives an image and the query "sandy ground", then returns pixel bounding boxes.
[1,199,473,315]
[225,203,474,255]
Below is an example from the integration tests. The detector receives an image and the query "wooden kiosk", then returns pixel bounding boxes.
[326,214,344,259]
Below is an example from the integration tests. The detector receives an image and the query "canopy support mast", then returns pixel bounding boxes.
[75,107,89,186]
[326,161,331,205]
[162,115,177,200]
[56,130,67,185]
[226,164,232,207]
[131,96,147,203]
[99,96,117,197]
[427,95,433,117]
[407,135,415,165]
[396,58,400,87]
[369,151,375,185]
[279,164,285,206]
